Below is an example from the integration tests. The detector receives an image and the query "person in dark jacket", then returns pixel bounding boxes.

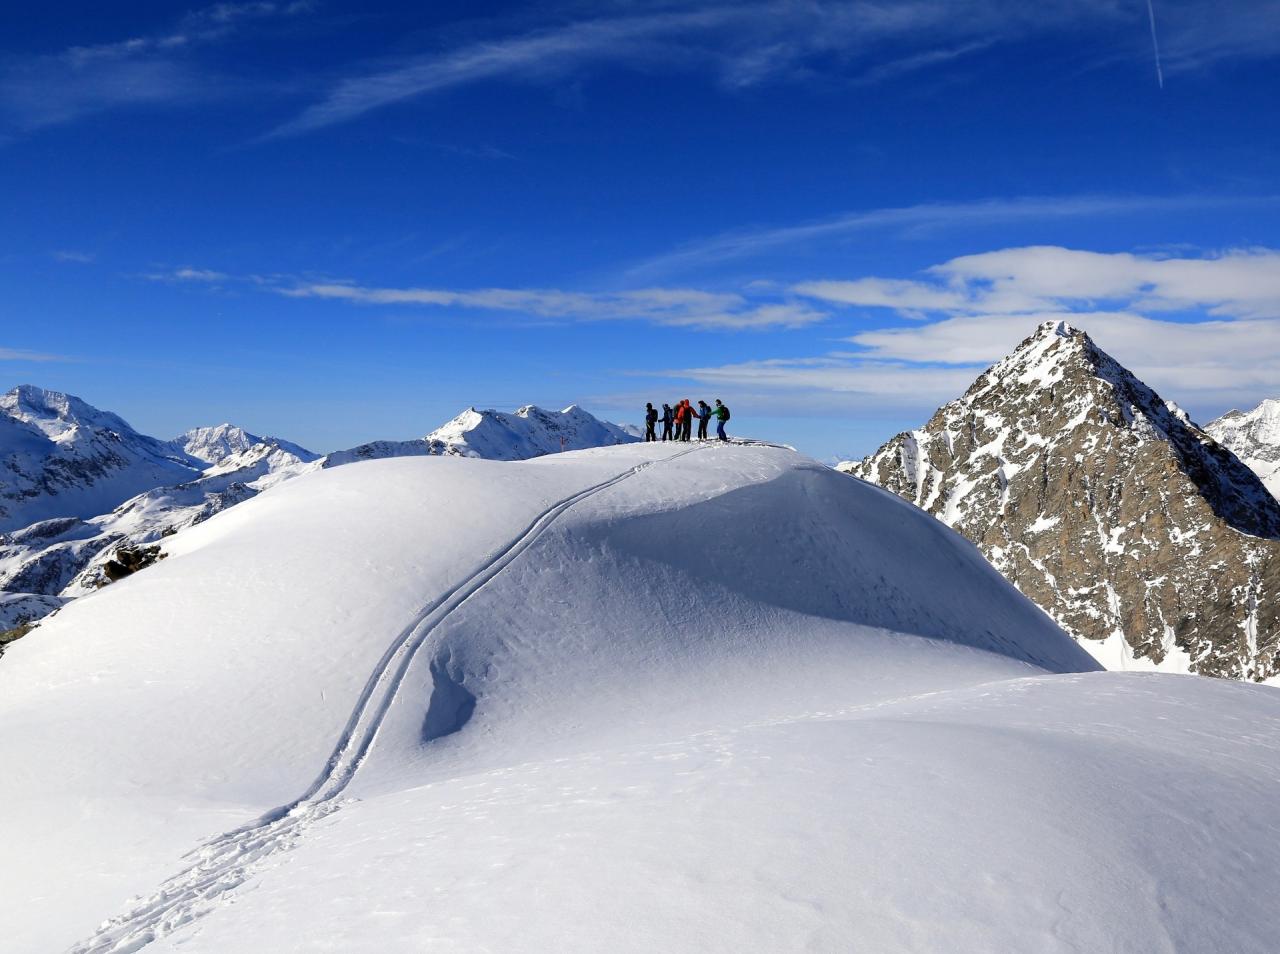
[661,403,674,441]
[713,399,730,442]
[696,400,711,440]
[644,403,658,442]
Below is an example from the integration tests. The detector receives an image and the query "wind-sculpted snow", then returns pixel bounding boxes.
[2,444,1277,953]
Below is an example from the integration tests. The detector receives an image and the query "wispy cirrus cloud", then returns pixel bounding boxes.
[142,267,827,330]
[278,280,826,330]
[0,1,312,133]
[0,346,72,362]
[262,0,1142,139]
[145,266,234,283]
[624,193,1280,279]
[52,250,96,264]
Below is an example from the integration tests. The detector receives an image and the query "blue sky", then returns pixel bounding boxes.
[2,0,1279,460]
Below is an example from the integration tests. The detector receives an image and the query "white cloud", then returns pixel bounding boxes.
[145,267,232,282]
[798,246,1280,320]
[279,280,827,330]
[849,309,1280,411]
[52,250,96,264]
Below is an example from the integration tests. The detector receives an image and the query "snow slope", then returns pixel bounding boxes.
[2,445,1278,953]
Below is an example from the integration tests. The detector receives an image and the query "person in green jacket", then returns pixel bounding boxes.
[713,399,730,442]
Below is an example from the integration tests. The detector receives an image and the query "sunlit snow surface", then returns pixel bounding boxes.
[2,444,1278,953]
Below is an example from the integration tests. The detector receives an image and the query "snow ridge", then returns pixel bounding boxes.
[70,448,700,954]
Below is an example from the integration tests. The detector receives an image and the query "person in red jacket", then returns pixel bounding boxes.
[677,399,698,442]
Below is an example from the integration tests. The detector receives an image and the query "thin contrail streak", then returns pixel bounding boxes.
[1145,0,1165,89]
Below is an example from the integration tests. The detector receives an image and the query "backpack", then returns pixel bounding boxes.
[721,405,731,422]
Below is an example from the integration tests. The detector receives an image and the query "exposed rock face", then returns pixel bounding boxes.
[842,321,1280,681]
[1207,400,1280,500]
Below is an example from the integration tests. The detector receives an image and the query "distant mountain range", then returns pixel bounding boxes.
[842,322,1280,682]
[0,389,637,635]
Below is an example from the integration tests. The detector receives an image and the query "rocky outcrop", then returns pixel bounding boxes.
[842,321,1280,681]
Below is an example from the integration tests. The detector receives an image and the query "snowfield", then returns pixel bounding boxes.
[2,443,1278,953]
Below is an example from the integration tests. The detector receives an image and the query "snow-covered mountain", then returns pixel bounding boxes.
[171,423,313,467]
[320,404,639,467]
[426,403,639,458]
[1207,399,1280,499]
[843,321,1280,681]
[2,444,1277,953]
[0,385,202,534]
[0,394,641,638]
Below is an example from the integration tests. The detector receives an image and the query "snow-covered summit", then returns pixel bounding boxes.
[2,384,140,442]
[425,403,638,460]
[172,423,316,468]
[1208,399,1280,499]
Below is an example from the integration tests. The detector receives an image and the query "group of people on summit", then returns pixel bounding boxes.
[643,399,730,443]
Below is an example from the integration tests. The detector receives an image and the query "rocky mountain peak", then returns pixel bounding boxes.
[845,324,1280,681]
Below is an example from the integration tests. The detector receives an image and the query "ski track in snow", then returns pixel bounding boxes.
[70,446,707,954]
